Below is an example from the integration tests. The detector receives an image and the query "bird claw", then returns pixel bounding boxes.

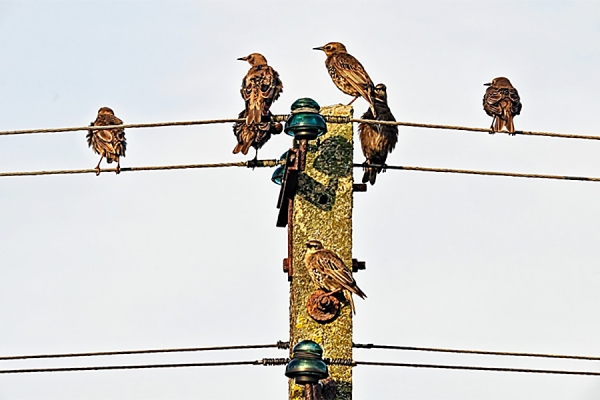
[382,163,388,173]
[95,167,101,176]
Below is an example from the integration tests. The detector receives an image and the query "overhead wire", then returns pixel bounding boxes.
[353,343,600,362]
[0,159,282,178]
[353,164,600,183]
[0,342,290,362]
[0,115,598,142]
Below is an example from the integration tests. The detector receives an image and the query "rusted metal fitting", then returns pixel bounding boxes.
[306,290,340,323]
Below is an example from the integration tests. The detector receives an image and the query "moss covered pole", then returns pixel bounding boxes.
[277,99,357,400]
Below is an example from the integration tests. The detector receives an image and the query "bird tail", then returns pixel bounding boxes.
[345,290,356,315]
[366,85,377,118]
[496,101,515,133]
[362,167,377,185]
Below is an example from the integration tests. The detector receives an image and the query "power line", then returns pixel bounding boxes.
[354,164,600,183]
[0,115,598,143]
[353,343,600,362]
[350,118,600,141]
[0,359,289,375]
[354,361,600,377]
[0,342,290,362]
[0,159,281,178]
[0,118,244,136]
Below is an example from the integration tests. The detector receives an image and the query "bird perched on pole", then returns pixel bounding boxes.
[358,83,398,185]
[234,53,283,158]
[483,77,522,134]
[313,42,377,116]
[304,240,367,314]
[87,107,126,176]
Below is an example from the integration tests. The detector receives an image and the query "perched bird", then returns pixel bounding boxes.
[358,83,399,185]
[483,77,522,134]
[87,107,126,176]
[304,240,367,314]
[313,42,376,116]
[234,53,283,158]
[233,110,283,157]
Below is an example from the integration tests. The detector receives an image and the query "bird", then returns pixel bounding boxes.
[304,239,367,314]
[234,53,283,158]
[232,110,283,157]
[87,107,126,176]
[483,77,522,134]
[313,42,376,116]
[358,83,398,185]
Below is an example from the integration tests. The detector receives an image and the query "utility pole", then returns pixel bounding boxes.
[276,99,365,400]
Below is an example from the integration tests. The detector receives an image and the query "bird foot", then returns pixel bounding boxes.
[381,163,389,173]
[95,167,101,176]
[115,165,121,175]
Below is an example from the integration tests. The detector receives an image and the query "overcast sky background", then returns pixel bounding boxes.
[1,1,600,399]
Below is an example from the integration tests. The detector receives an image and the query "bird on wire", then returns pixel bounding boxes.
[313,42,377,116]
[233,53,283,159]
[483,77,522,134]
[304,239,367,314]
[87,107,126,176]
[358,83,398,185]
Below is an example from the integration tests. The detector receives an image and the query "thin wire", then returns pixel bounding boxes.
[353,343,600,362]
[0,342,290,362]
[353,164,600,183]
[355,361,600,377]
[0,115,598,143]
[351,118,600,141]
[0,118,244,136]
[0,159,282,178]
[0,359,290,374]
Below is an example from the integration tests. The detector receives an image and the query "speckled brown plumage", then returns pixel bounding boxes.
[483,77,522,134]
[313,42,376,116]
[87,107,126,176]
[304,240,367,314]
[232,110,283,156]
[358,84,398,185]
[234,53,282,156]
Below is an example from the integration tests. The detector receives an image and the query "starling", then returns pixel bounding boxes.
[358,83,398,185]
[313,42,376,116]
[234,53,283,157]
[304,240,367,314]
[87,107,126,176]
[483,77,522,134]
[233,110,283,156]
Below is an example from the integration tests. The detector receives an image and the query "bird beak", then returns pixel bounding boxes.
[237,56,248,61]
[313,46,324,51]
[483,82,491,86]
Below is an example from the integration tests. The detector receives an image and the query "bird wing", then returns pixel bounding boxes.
[93,114,123,143]
[316,250,357,289]
[333,53,375,102]
[483,87,503,116]
[509,88,522,115]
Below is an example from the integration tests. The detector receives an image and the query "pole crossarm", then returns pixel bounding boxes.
[353,164,600,183]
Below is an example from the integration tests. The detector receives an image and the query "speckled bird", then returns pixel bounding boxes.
[234,53,283,157]
[232,110,283,157]
[87,107,126,176]
[358,83,398,185]
[313,42,376,116]
[304,240,367,314]
[483,77,522,134]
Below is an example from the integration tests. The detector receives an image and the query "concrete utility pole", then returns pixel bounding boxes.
[277,100,364,400]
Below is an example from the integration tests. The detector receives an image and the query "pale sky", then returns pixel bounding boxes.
[1,1,600,399]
